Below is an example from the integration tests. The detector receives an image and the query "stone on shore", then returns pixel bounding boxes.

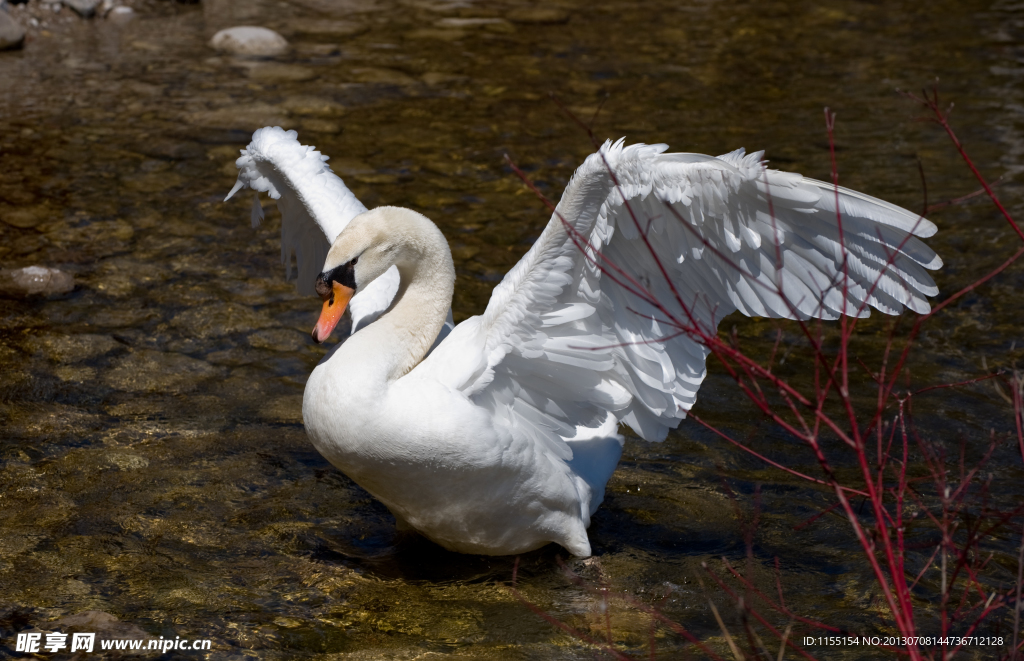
[0,8,25,50]
[63,0,101,18]
[108,5,134,23]
[0,266,75,297]
[209,26,289,58]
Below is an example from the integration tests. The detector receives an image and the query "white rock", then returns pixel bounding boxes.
[64,0,100,18]
[0,266,75,297]
[0,8,25,50]
[108,5,133,22]
[209,26,288,58]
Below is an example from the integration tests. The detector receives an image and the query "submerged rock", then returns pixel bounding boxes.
[209,26,289,58]
[108,6,133,23]
[63,0,100,18]
[287,18,367,38]
[0,266,75,297]
[0,203,52,229]
[279,95,346,117]
[506,8,570,24]
[0,9,25,51]
[170,301,275,339]
[103,349,226,393]
[22,333,121,363]
[246,62,316,83]
[31,611,154,649]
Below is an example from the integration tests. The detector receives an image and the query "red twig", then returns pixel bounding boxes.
[510,90,1024,661]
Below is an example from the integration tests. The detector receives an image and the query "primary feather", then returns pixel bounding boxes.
[226,126,449,334]
[418,139,940,458]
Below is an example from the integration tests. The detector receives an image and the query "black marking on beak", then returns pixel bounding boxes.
[315,256,358,300]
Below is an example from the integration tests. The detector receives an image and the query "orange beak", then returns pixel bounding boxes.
[312,281,354,344]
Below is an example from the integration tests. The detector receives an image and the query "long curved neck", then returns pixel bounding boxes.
[374,249,454,380]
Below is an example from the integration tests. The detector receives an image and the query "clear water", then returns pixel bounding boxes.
[1,0,1022,658]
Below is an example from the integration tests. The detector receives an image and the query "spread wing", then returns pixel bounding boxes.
[225,126,406,330]
[226,126,369,296]
[417,140,941,455]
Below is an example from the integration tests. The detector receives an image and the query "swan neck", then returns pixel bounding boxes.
[377,238,454,380]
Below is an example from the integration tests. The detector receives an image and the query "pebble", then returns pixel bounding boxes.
[209,26,289,58]
[1,203,51,229]
[287,18,367,38]
[0,8,25,50]
[63,0,100,18]
[505,8,570,24]
[107,5,133,23]
[22,333,121,363]
[170,302,275,339]
[435,17,514,33]
[246,62,316,83]
[0,266,75,297]
[103,349,225,393]
[185,104,290,132]
[294,42,340,57]
[247,328,308,352]
[258,394,304,424]
[299,118,341,134]
[404,28,464,42]
[279,95,346,117]
[421,71,468,86]
[43,611,153,645]
[348,67,417,85]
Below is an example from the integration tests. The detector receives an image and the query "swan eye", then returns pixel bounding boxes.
[334,259,358,290]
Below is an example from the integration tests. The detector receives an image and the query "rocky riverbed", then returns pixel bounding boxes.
[1,0,1023,659]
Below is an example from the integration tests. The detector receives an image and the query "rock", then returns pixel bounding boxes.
[22,333,121,363]
[300,118,341,134]
[421,71,468,86]
[279,95,346,117]
[46,611,153,648]
[107,5,133,23]
[404,28,465,42]
[287,18,367,38]
[0,203,52,229]
[348,67,417,85]
[170,301,275,339]
[294,42,340,57]
[0,266,74,297]
[247,328,308,352]
[246,62,316,83]
[186,104,290,131]
[505,8,570,24]
[259,394,303,423]
[103,350,225,393]
[209,26,289,58]
[0,9,25,51]
[62,0,100,18]
[435,17,514,33]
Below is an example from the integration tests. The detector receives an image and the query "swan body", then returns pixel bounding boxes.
[228,127,941,556]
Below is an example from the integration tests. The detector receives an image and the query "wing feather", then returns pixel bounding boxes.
[418,139,942,461]
[226,127,449,339]
[226,126,368,296]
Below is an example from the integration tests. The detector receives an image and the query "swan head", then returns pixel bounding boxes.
[311,206,444,343]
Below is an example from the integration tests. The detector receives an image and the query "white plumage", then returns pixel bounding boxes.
[226,127,429,333]
[228,128,940,556]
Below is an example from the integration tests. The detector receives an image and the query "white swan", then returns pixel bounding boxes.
[227,127,941,556]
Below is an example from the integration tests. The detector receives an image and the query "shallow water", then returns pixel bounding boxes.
[1,0,1023,658]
